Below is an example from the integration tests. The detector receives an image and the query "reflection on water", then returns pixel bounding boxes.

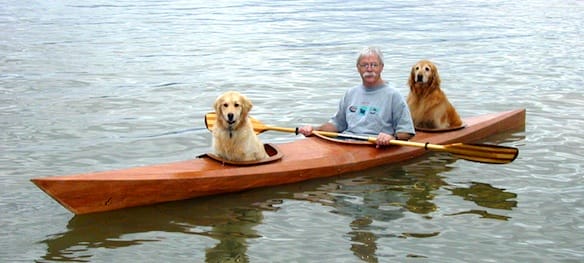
[2,0,582,260]
[39,193,266,262]
[39,153,518,262]
[447,182,517,221]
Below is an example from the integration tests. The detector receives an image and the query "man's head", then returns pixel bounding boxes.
[356,47,385,87]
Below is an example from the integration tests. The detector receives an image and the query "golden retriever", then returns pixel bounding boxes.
[212,91,269,162]
[407,60,463,129]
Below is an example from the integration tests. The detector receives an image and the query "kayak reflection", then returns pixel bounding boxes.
[38,153,517,262]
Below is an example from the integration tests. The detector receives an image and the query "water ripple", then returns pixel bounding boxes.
[1,0,584,262]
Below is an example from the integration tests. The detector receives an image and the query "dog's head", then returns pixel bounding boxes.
[408,60,441,92]
[214,91,253,129]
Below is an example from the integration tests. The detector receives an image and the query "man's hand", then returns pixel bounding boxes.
[375,132,396,148]
[297,126,314,137]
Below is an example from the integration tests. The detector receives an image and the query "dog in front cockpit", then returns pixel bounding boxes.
[212,91,268,162]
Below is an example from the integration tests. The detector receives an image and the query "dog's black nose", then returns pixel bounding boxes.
[227,113,234,121]
[416,74,424,82]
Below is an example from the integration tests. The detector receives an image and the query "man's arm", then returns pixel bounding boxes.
[297,122,338,136]
[395,132,413,141]
[315,122,338,132]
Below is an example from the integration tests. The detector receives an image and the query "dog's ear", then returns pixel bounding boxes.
[241,95,253,116]
[214,94,224,114]
[429,63,441,89]
[408,65,416,88]
[213,98,220,114]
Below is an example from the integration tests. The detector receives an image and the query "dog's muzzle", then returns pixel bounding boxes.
[227,113,236,125]
[416,74,424,83]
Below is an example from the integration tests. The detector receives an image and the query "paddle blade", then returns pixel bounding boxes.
[204,112,267,134]
[444,143,519,164]
[204,112,216,132]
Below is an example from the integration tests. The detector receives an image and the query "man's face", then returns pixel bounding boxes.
[357,55,384,87]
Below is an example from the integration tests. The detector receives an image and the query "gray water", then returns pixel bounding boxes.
[1,0,583,262]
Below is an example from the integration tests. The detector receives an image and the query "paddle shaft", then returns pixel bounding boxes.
[204,112,518,164]
[259,125,376,142]
[256,123,517,164]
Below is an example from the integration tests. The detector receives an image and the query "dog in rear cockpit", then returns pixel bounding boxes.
[407,60,463,129]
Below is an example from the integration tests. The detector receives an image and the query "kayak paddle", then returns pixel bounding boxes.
[204,112,519,164]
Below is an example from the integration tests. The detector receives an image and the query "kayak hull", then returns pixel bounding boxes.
[31,109,525,214]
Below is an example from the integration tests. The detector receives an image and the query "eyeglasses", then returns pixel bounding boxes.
[358,63,381,69]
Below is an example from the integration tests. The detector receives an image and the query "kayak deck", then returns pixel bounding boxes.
[31,109,525,215]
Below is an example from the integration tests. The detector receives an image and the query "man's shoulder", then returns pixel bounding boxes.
[384,83,407,98]
[347,84,364,91]
[344,85,364,96]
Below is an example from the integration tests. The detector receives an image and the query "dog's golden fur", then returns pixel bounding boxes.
[212,91,269,162]
[407,60,462,129]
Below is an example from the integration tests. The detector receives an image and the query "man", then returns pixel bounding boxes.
[297,47,415,147]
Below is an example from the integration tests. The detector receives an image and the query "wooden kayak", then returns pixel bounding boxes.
[31,109,525,215]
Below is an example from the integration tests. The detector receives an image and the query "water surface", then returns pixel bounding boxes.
[1,0,583,262]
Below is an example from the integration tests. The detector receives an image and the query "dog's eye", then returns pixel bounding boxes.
[415,66,420,70]
[223,103,228,107]
[425,67,430,72]
[234,103,240,107]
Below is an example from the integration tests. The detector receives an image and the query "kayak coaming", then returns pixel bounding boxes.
[31,109,525,215]
[199,143,284,166]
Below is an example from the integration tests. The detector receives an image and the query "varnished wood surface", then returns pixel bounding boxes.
[31,109,526,214]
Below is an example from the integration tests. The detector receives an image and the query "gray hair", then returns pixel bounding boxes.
[356,46,384,65]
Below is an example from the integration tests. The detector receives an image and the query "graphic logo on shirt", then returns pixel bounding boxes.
[352,105,378,116]
[359,106,368,116]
